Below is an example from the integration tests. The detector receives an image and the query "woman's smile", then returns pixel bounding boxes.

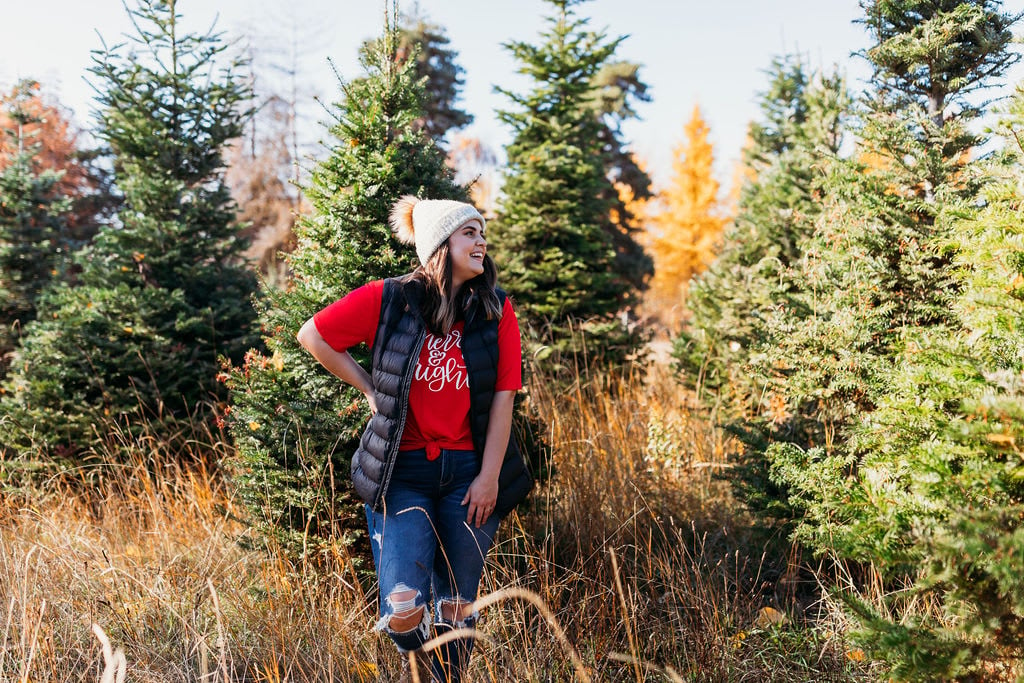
[449,221,487,288]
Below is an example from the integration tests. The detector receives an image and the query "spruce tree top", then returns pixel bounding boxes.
[223,5,469,555]
[860,0,1021,123]
[492,0,634,323]
[359,12,473,144]
[498,0,621,155]
[291,17,467,303]
[85,0,250,296]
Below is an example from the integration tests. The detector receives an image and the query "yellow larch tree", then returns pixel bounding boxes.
[646,105,729,325]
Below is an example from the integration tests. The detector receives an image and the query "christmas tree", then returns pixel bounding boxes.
[677,56,848,517]
[0,81,71,378]
[489,0,649,370]
[764,0,1018,543]
[359,9,473,145]
[224,5,469,556]
[0,0,256,466]
[755,2,1022,676]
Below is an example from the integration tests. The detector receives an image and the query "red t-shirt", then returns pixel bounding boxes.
[313,280,522,456]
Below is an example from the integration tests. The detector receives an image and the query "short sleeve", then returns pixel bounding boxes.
[495,297,523,391]
[312,280,384,352]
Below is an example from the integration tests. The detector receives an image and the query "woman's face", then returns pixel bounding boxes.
[448,220,487,290]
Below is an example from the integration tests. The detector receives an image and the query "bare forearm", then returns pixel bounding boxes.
[462,390,515,525]
[479,390,515,480]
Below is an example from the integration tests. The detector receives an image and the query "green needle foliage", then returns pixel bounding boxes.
[736,1,1023,678]
[223,6,468,558]
[678,56,847,399]
[764,0,1019,542]
[489,0,649,371]
[359,10,474,145]
[805,89,1024,680]
[0,0,256,470]
[0,81,71,378]
[676,58,848,513]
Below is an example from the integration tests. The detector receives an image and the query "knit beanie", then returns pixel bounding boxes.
[389,195,485,265]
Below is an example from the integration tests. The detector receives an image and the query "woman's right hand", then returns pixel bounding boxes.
[365,392,379,415]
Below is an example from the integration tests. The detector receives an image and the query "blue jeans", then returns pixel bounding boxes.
[366,448,501,682]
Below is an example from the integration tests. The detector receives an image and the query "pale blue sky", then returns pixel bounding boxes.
[3,1,1023,187]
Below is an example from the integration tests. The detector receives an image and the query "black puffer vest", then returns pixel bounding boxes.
[351,277,532,514]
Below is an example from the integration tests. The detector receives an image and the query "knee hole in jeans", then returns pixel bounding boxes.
[387,587,426,633]
[438,597,476,627]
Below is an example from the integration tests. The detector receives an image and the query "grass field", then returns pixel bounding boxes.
[0,362,877,681]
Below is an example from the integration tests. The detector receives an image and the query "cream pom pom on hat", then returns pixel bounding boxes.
[389,195,485,265]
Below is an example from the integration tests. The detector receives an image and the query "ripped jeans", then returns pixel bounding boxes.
[366,447,501,682]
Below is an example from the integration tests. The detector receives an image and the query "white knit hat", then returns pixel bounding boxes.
[389,195,485,265]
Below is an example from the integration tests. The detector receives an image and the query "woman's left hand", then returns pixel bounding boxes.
[462,474,499,527]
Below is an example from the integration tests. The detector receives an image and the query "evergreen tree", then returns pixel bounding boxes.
[589,60,654,294]
[0,0,256,464]
[0,80,118,260]
[223,5,469,556]
[489,0,649,368]
[360,9,473,145]
[743,4,1023,674]
[0,81,70,378]
[678,56,846,400]
[671,57,847,518]
[772,87,1024,679]
[863,0,1020,127]
[763,0,1019,539]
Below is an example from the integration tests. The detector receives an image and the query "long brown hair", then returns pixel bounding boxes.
[408,242,503,337]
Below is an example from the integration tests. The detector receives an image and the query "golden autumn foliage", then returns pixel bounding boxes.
[644,105,729,325]
[613,177,644,230]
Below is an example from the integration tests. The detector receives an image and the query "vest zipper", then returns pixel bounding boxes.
[374,326,427,510]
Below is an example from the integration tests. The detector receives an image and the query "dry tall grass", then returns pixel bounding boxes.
[0,362,875,681]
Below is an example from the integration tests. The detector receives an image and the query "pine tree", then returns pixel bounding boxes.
[645,105,728,326]
[671,58,847,519]
[763,0,1019,542]
[489,0,649,368]
[0,81,70,378]
[0,0,256,465]
[750,4,1022,674]
[589,60,654,294]
[773,87,1024,679]
[0,80,116,257]
[223,5,469,556]
[359,10,473,145]
[678,56,847,400]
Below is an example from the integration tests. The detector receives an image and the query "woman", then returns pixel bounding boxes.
[297,195,530,682]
